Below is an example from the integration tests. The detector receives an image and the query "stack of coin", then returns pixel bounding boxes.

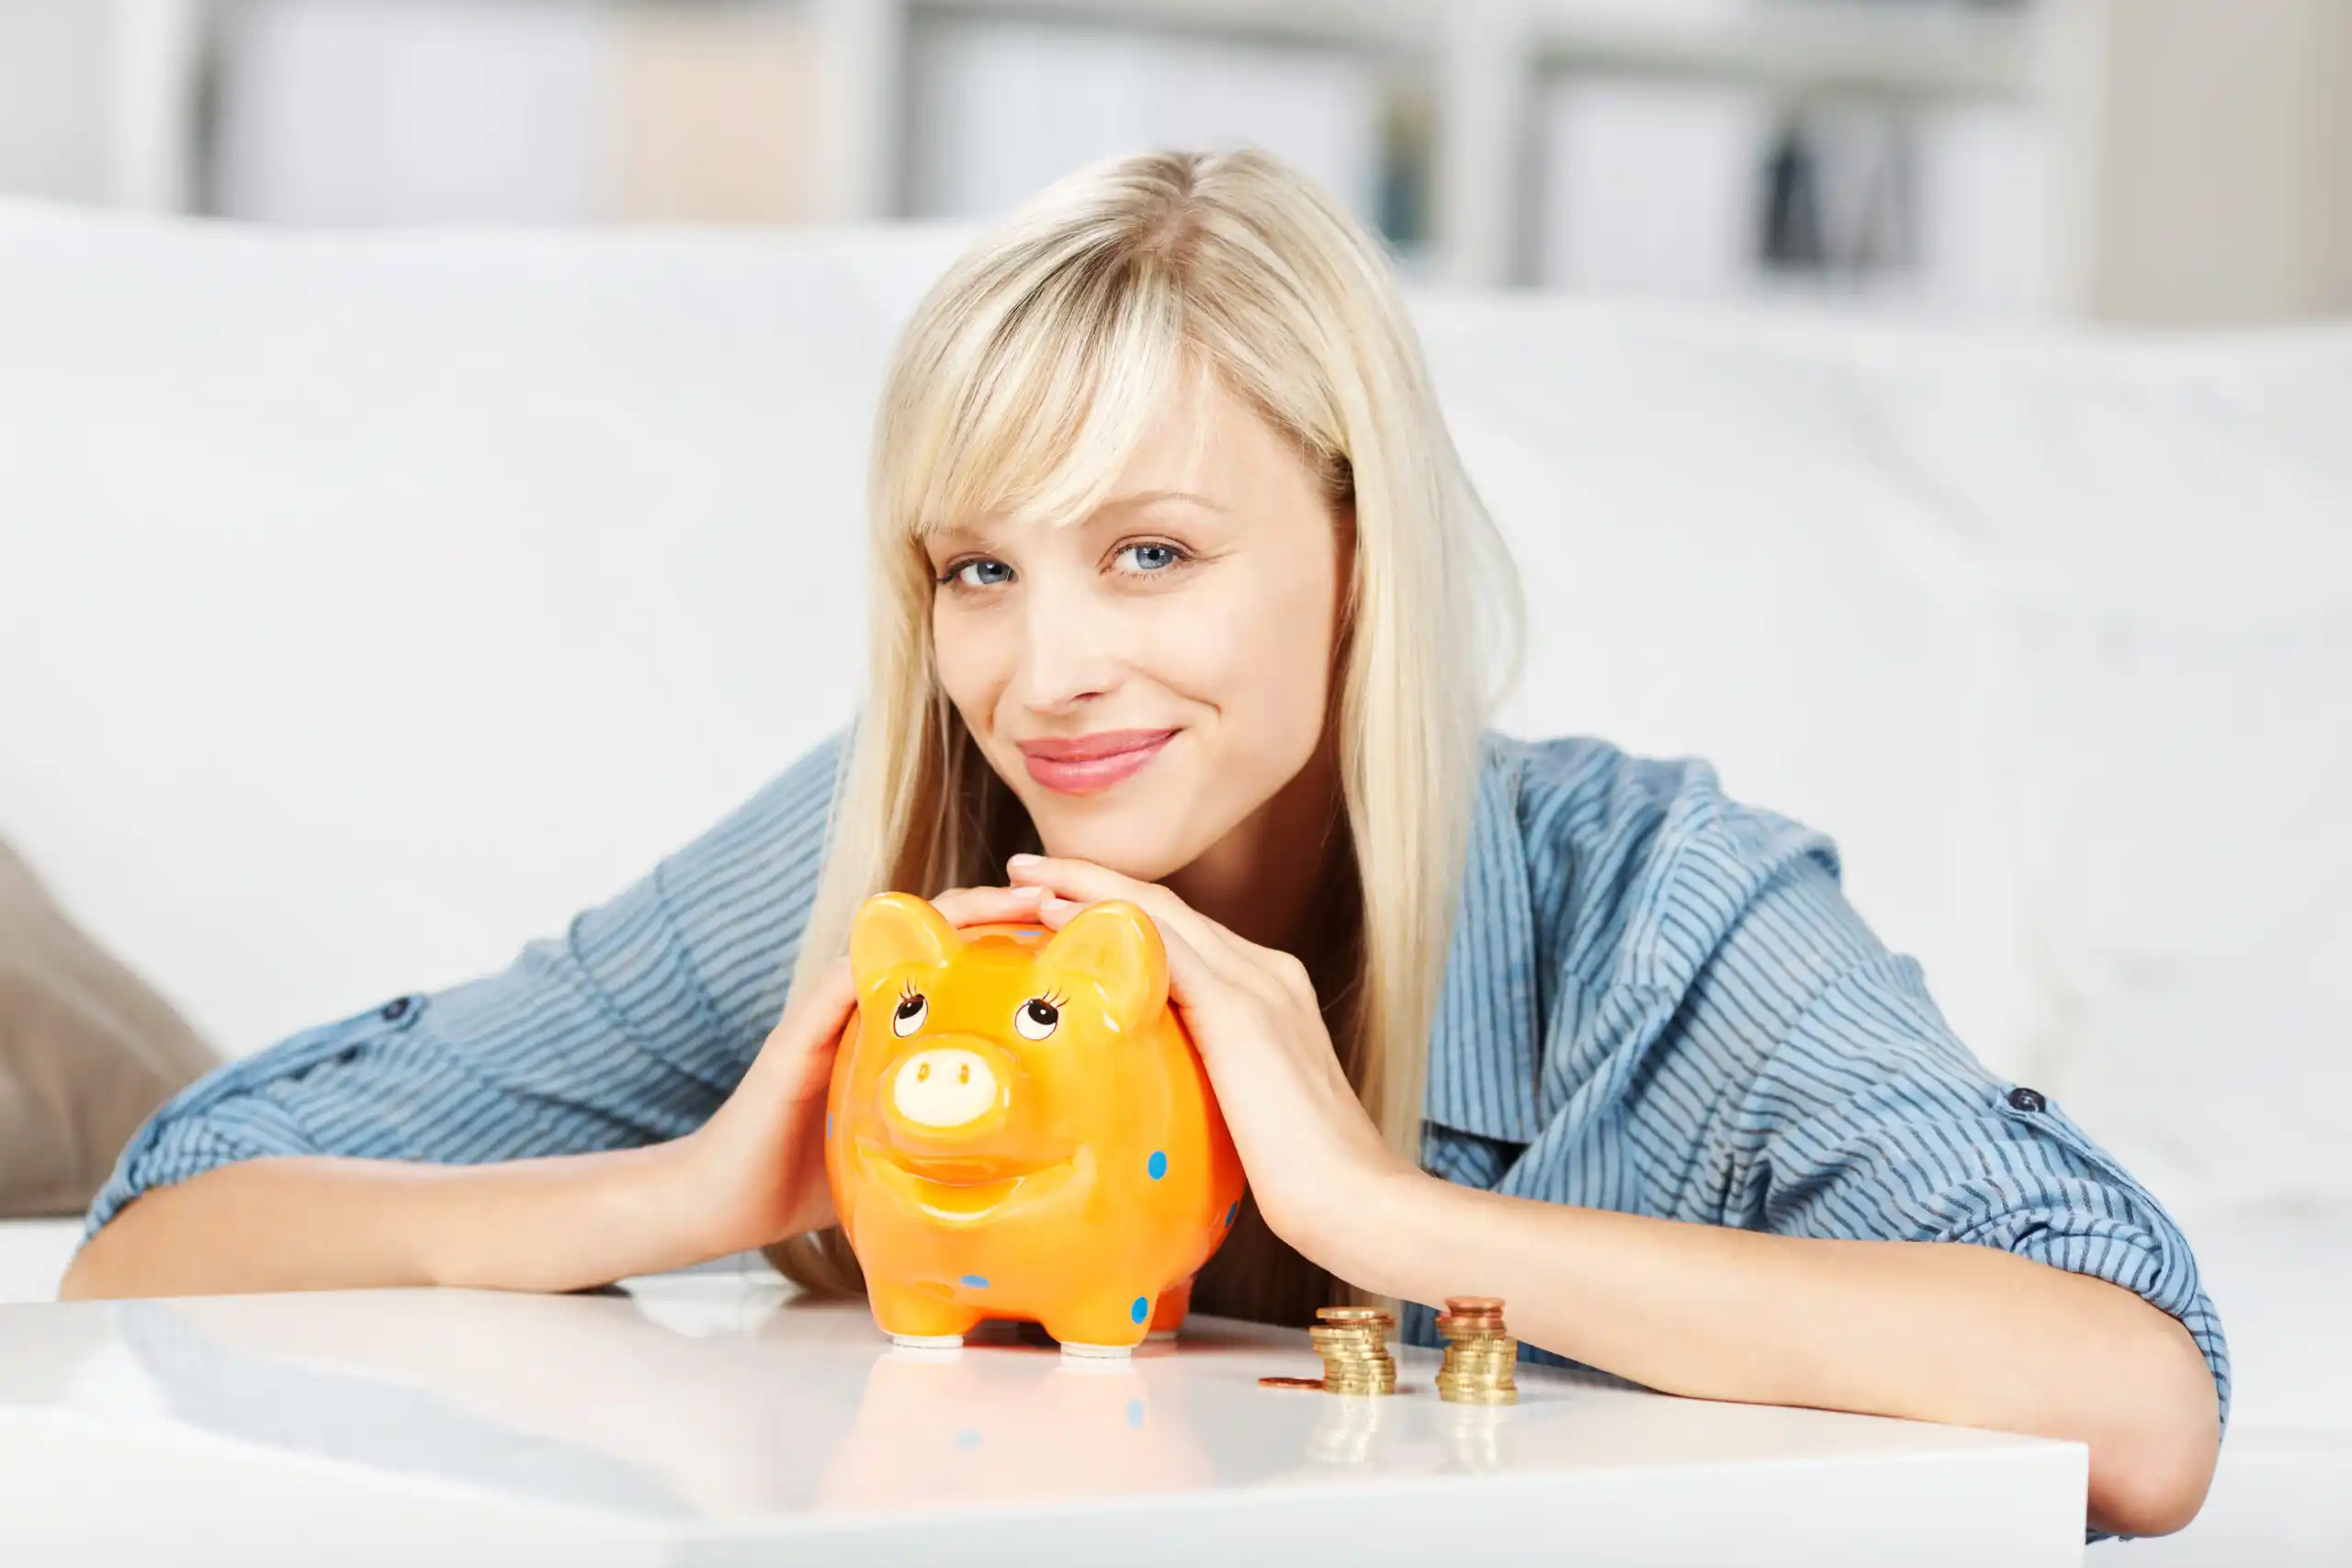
[1307,1305,1396,1395]
[1433,1296,1518,1404]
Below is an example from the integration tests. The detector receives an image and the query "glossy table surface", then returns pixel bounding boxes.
[0,1262,2088,1566]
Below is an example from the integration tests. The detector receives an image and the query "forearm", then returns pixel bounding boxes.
[60,1140,718,1301]
[1306,1166,2218,1537]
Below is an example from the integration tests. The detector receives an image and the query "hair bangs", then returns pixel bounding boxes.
[904,254,1194,543]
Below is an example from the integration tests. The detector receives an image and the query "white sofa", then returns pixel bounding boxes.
[2,197,2347,1561]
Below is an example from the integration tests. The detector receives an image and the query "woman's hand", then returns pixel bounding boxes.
[677,884,1049,1258]
[1004,852,1412,1250]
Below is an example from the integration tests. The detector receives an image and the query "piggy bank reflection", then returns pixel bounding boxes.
[812,1348,1215,1514]
[824,892,1246,1353]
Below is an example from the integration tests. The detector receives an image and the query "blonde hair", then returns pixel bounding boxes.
[768,148,1521,1325]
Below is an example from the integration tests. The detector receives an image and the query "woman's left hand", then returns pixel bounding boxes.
[1005,852,1414,1250]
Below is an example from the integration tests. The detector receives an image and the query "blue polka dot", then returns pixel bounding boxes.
[1147,1150,1168,1180]
[954,1429,982,1450]
[1125,1398,1145,1428]
[959,1274,989,1289]
[1223,1201,1238,1227]
[1130,1295,1149,1325]
[825,1112,832,1139]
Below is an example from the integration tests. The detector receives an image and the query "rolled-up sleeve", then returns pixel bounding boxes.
[83,732,844,1240]
[1642,810,2231,1438]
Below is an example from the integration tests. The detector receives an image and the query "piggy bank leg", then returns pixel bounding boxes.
[868,1283,986,1349]
[1044,1291,1159,1357]
[1145,1277,1193,1341]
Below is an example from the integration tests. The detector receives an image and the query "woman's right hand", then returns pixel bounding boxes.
[673,884,1048,1258]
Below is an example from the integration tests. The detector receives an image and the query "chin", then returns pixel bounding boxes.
[1018,764,1216,882]
[1027,794,1204,880]
[1035,825,1190,883]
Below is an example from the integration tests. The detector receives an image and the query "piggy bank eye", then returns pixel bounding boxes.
[1014,998,1059,1041]
[891,992,928,1037]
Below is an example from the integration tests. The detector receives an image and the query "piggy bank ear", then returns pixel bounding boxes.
[1038,900,1169,1025]
[849,892,962,984]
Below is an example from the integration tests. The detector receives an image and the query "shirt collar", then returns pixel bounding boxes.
[1421,734,1545,1145]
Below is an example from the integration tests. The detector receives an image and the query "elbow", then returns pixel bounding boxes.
[2084,1314,2222,1538]
[56,1241,108,1302]
[56,1200,144,1302]
[57,1228,130,1302]
[2088,1421,2217,1539]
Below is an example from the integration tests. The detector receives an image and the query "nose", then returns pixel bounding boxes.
[1012,571,1123,712]
[891,1047,1001,1130]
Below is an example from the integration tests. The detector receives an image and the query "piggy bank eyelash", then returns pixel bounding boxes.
[1013,995,1061,1041]
[891,985,928,1037]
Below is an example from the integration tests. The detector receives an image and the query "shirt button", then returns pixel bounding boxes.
[2007,1086,2046,1113]
[379,997,413,1022]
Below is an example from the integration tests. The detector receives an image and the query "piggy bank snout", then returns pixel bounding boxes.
[891,1044,1002,1129]
[874,1035,1034,1149]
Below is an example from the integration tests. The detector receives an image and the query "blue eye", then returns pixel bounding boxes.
[1115,543,1184,575]
[943,558,1013,590]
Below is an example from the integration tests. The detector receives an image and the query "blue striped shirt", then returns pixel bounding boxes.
[85,729,2229,1447]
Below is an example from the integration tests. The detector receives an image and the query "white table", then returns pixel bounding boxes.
[0,1265,2087,1566]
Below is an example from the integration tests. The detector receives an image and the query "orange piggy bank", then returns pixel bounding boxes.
[824,892,1246,1354]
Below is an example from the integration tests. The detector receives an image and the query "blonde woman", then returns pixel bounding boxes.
[64,150,2222,1539]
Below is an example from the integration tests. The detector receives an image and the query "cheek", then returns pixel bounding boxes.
[931,608,1008,726]
[1152,566,1334,751]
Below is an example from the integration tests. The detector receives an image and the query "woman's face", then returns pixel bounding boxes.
[926,371,1345,882]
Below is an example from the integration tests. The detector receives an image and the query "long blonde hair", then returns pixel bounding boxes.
[769,148,1521,1325]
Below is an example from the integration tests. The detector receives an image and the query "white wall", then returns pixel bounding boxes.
[0,1,109,203]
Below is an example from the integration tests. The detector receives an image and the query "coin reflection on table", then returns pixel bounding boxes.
[1303,1383,1394,1468]
[811,1340,1215,1512]
[1435,1399,1513,1473]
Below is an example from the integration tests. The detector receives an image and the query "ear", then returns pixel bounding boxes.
[1037,900,1169,1026]
[849,892,962,986]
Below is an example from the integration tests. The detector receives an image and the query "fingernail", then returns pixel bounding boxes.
[1010,884,1044,899]
[1043,896,1080,916]
[1008,853,1039,869]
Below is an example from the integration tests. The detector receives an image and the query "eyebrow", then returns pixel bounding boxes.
[1101,488,1232,515]
[929,489,1231,547]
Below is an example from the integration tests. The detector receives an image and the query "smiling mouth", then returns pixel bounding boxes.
[1017,729,1179,796]
[857,1145,1088,1224]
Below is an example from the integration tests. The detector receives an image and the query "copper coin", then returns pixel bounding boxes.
[1259,1376,1327,1390]
[1444,1296,1504,1314]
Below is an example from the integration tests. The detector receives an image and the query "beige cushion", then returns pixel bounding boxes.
[0,837,217,1217]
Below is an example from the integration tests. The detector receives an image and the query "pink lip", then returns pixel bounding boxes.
[1016,728,1177,795]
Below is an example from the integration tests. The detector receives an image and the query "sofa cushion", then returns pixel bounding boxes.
[0,838,218,1218]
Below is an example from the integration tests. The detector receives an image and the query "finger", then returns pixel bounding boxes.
[1032,890,1295,1032]
[1009,855,1257,973]
[1037,893,1235,1029]
[930,884,1046,929]
[1005,853,1154,904]
[786,953,855,1029]
[1015,857,1303,1014]
[747,953,856,1093]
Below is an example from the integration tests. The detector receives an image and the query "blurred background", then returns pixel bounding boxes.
[4,0,2349,326]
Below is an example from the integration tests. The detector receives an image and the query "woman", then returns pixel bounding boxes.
[62,149,2222,1538]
